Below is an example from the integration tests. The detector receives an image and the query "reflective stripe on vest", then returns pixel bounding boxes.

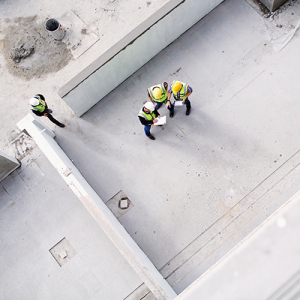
[138,109,156,121]
[148,83,168,103]
[172,80,188,100]
[31,95,46,113]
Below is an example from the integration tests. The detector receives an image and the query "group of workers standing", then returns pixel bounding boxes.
[28,79,192,139]
[138,80,192,140]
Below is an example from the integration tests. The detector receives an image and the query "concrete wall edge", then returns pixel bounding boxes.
[17,114,177,300]
[0,150,20,182]
[57,0,184,98]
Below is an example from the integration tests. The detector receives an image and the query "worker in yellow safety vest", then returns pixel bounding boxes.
[147,82,172,113]
[138,102,160,140]
[167,80,192,117]
[30,94,65,127]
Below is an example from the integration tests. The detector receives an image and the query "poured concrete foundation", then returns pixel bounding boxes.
[0,151,20,182]
[260,0,287,11]
[58,0,223,116]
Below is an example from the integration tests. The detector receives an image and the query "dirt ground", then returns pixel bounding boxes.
[0,0,169,160]
[2,16,72,80]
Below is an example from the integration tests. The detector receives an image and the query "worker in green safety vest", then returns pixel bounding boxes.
[147,82,172,112]
[138,102,160,140]
[29,94,65,127]
[167,80,192,117]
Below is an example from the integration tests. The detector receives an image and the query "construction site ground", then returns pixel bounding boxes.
[1,0,300,299]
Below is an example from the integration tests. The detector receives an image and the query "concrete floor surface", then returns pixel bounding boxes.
[54,0,300,293]
[2,0,300,298]
[0,0,168,157]
[0,148,143,300]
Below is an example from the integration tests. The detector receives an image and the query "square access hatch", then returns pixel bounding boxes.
[49,237,76,267]
[106,190,134,219]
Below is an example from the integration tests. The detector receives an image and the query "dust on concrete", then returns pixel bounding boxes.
[262,0,299,19]
[247,0,300,40]
[6,129,36,161]
[262,0,300,40]
[1,16,72,80]
[246,0,270,15]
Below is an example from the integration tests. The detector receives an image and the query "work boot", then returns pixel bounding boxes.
[58,124,65,128]
[169,111,174,118]
[186,106,191,115]
[148,134,155,140]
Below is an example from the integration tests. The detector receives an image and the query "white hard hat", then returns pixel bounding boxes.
[144,102,155,111]
[29,97,39,106]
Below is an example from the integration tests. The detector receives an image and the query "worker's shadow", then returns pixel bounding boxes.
[157,107,273,175]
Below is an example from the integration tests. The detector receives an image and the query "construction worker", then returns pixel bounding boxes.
[147,82,172,112]
[167,80,192,117]
[29,94,65,127]
[138,102,160,140]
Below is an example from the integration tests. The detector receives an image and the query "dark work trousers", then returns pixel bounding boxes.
[44,109,63,126]
[144,125,151,136]
[169,97,191,112]
[155,101,173,112]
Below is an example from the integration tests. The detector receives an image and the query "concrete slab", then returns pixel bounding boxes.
[175,190,300,300]
[0,148,144,299]
[0,0,169,156]
[58,10,100,59]
[0,151,20,181]
[52,0,300,291]
[2,0,300,298]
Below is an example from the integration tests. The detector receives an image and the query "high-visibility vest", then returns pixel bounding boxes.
[31,95,46,113]
[172,80,188,100]
[138,109,156,121]
[148,83,168,103]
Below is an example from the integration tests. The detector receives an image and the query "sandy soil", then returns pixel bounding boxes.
[0,0,169,160]
[2,16,72,80]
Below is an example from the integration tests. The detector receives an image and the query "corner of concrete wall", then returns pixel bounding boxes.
[58,0,223,116]
[259,0,288,11]
[17,113,177,300]
[0,151,20,182]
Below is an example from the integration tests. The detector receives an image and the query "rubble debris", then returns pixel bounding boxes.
[10,43,34,63]
[2,16,72,80]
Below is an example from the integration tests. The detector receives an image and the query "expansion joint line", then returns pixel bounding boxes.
[162,146,300,280]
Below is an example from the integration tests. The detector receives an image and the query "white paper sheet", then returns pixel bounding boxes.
[174,101,184,107]
[153,116,166,125]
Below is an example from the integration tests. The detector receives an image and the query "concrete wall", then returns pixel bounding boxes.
[174,190,300,300]
[58,0,223,116]
[0,151,20,182]
[17,114,177,300]
[260,0,288,11]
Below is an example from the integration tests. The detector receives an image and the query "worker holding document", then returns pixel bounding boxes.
[167,80,192,117]
[138,102,166,140]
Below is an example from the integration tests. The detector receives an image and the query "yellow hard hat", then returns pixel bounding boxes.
[172,82,182,93]
[153,87,162,98]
